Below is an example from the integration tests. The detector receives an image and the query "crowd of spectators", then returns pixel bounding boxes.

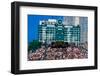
[28,45,88,61]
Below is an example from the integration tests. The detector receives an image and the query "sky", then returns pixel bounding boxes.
[28,15,63,43]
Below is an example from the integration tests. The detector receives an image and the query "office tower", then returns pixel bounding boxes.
[79,17,88,43]
[38,19,80,45]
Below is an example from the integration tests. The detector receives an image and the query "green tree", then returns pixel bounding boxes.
[28,40,41,52]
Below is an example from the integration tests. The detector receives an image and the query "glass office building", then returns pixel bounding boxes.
[38,19,56,44]
[38,19,80,45]
[79,17,88,43]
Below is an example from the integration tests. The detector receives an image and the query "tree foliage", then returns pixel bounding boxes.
[28,40,41,52]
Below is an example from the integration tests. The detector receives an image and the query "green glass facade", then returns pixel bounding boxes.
[38,20,80,45]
